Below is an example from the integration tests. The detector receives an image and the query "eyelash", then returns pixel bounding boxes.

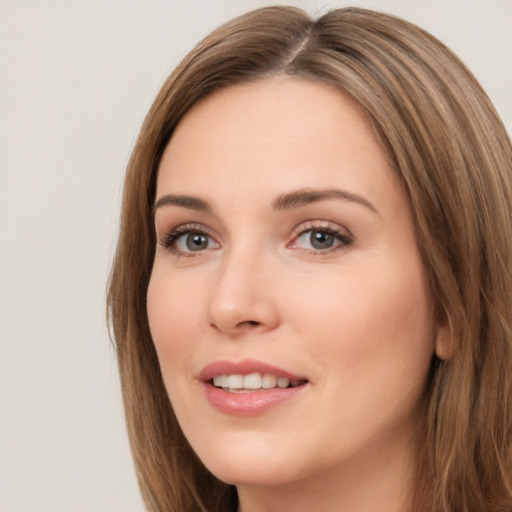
[288,221,354,254]
[159,223,217,257]
[158,221,353,256]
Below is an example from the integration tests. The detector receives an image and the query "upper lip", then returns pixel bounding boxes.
[198,358,307,382]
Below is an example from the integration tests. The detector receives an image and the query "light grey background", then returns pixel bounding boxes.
[1,1,510,511]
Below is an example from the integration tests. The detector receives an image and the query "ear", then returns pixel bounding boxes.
[434,318,452,360]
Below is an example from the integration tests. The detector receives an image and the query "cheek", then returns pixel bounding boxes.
[146,270,200,370]
[285,255,434,379]
[146,270,207,433]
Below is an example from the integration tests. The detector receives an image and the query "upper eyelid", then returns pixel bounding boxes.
[167,222,211,233]
[290,219,352,237]
[158,222,214,236]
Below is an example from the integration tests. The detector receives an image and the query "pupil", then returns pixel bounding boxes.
[311,230,334,249]
[187,233,208,251]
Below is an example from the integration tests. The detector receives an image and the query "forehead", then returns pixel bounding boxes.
[156,77,399,211]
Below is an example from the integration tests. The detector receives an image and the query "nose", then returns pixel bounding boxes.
[207,249,280,337]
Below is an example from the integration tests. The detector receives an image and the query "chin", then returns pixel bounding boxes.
[194,438,307,487]
[209,462,301,488]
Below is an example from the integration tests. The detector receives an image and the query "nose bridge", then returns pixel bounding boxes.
[207,237,278,335]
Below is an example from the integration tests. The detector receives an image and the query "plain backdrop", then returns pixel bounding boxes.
[1,1,510,510]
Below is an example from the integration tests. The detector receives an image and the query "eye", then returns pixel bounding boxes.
[160,224,219,255]
[298,230,338,250]
[289,223,353,253]
[175,232,216,252]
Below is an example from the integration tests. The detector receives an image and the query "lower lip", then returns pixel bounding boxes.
[203,383,307,416]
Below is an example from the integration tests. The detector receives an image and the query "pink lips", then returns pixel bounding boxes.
[199,359,308,416]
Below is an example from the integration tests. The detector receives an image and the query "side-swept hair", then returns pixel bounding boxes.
[108,6,512,511]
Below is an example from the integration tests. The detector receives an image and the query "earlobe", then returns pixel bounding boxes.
[434,320,452,361]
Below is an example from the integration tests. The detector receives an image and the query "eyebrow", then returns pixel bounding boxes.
[271,188,379,214]
[153,188,378,215]
[153,194,212,214]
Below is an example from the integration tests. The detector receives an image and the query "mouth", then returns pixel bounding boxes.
[199,359,309,415]
[211,372,306,392]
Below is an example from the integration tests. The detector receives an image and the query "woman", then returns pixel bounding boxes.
[107,6,512,511]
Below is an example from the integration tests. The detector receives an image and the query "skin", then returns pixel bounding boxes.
[147,77,448,512]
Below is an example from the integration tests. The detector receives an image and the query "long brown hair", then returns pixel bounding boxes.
[108,6,512,511]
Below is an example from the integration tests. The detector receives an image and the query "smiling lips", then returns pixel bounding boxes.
[212,373,304,392]
[200,359,309,415]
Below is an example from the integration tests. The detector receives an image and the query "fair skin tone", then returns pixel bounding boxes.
[147,77,447,512]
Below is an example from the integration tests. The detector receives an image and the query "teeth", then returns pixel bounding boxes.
[277,377,290,388]
[261,374,277,389]
[243,372,262,389]
[227,374,243,389]
[212,373,303,391]
[213,375,228,387]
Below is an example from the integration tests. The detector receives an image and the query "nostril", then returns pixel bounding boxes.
[236,320,260,328]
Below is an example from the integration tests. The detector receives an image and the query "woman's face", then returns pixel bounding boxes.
[148,78,445,492]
